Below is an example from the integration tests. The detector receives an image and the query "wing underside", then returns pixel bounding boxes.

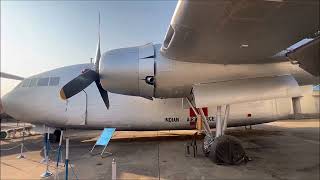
[161,0,319,66]
[287,37,320,77]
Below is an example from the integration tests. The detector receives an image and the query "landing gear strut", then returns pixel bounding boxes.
[187,98,248,165]
[186,98,213,154]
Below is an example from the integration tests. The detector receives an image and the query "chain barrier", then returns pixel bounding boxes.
[2,129,81,179]
[70,163,79,180]
[0,144,21,151]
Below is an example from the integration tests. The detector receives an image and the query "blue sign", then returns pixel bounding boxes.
[96,128,116,146]
[313,85,320,91]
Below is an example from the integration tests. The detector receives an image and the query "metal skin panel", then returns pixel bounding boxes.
[139,58,154,98]
[2,63,294,130]
[155,45,317,98]
[139,43,155,59]
[99,44,155,98]
[100,47,140,96]
[193,75,302,107]
[66,91,86,125]
[99,43,315,100]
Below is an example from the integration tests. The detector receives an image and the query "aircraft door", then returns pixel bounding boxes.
[65,91,87,125]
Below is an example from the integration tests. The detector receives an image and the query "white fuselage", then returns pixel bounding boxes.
[2,63,295,130]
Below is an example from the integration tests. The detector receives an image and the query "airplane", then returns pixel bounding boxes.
[1,0,319,164]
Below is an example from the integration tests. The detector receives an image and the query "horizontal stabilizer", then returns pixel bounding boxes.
[0,72,24,80]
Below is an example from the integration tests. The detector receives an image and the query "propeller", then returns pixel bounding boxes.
[60,12,110,109]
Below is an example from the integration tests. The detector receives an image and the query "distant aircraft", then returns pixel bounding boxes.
[1,0,319,164]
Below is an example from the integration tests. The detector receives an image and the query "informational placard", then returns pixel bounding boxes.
[96,128,116,146]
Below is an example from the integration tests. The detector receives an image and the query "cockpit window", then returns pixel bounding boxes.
[21,79,31,87]
[29,78,38,87]
[37,77,49,86]
[49,77,60,86]
[16,76,60,88]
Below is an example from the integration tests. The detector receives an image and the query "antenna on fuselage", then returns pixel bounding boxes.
[94,11,101,72]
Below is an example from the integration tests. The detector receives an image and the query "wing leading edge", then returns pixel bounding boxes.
[0,72,24,81]
[287,36,320,77]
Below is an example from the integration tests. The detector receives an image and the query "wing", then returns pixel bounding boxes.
[287,36,320,77]
[160,0,319,65]
[0,72,24,80]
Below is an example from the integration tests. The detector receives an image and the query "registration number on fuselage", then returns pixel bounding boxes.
[164,116,215,123]
[187,116,215,122]
[165,117,180,122]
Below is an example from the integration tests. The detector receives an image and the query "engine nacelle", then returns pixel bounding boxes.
[99,43,155,98]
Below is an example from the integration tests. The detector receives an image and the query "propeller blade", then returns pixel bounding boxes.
[60,69,99,100]
[94,12,101,72]
[95,80,110,109]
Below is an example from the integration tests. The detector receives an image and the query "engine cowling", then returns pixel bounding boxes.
[99,43,155,98]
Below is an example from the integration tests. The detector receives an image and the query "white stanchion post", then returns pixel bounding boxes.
[47,127,50,162]
[55,130,64,180]
[216,106,222,138]
[41,126,53,178]
[222,105,230,134]
[40,125,47,163]
[112,158,116,180]
[57,131,64,165]
[17,128,25,159]
[65,138,69,180]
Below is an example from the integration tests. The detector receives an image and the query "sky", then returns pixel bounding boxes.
[0,1,177,96]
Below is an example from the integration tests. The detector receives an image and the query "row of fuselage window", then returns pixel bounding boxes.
[19,77,60,88]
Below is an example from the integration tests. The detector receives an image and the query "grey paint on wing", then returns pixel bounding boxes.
[161,0,319,64]
[0,72,24,81]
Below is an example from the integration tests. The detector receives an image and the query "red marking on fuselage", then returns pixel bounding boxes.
[189,107,208,128]
[189,107,208,117]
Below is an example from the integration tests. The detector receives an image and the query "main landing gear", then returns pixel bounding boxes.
[187,98,248,165]
[43,129,61,144]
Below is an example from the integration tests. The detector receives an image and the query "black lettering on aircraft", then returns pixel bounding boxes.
[165,117,180,122]
[187,116,215,122]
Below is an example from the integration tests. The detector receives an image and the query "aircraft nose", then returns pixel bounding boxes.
[0,97,3,114]
[1,92,13,115]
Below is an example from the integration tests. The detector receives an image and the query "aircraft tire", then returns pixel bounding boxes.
[208,135,247,165]
[45,131,60,144]
[0,131,8,139]
[53,130,61,143]
[202,135,211,157]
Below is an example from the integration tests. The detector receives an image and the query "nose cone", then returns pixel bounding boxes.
[1,90,18,118]
[0,98,3,114]
[1,90,26,121]
[1,93,11,115]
